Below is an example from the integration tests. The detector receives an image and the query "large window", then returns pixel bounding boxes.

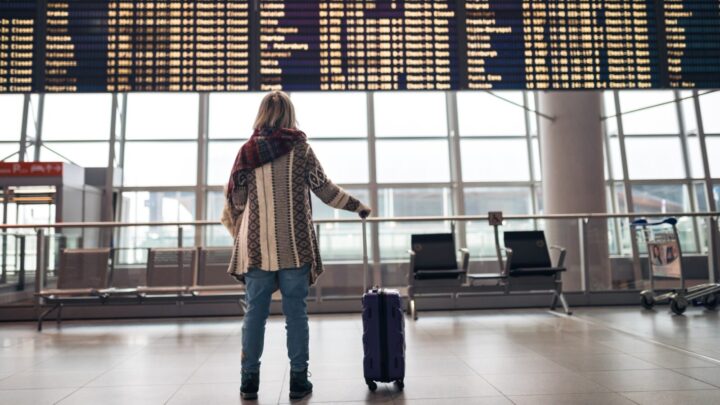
[3,90,719,275]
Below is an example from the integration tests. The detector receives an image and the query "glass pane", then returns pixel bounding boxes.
[0,95,24,141]
[607,137,623,180]
[293,92,367,137]
[694,183,708,212]
[209,92,265,139]
[43,94,112,140]
[531,137,542,181]
[619,91,679,135]
[206,191,232,247]
[707,137,720,178]
[310,141,368,184]
[464,187,534,257]
[680,91,698,134]
[313,188,370,261]
[126,94,199,139]
[119,191,196,262]
[207,140,243,186]
[700,91,720,134]
[527,93,538,136]
[625,137,684,180]
[0,143,20,161]
[457,91,526,136]
[460,139,530,182]
[376,140,450,183]
[374,92,446,137]
[602,92,618,136]
[124,142,197,186]
[378,188,452,260]
[715,184,720,211]
[41,142,108,167]
[686,137,704,179]
[631,184,696,252]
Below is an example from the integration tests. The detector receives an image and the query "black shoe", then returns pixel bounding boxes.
[240,370,259,400]
[289,369,313,400]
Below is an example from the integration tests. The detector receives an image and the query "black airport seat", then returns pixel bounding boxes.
[409,233,469,281]
[503,231,566,277]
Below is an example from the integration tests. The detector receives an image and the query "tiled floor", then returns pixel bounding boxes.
[0,307,718,404]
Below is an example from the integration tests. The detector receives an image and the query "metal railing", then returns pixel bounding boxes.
[1,211,718,303]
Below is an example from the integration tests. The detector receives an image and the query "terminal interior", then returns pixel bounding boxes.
[1,1,720,403]
[1,90,719,404]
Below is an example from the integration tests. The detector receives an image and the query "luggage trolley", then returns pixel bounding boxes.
[632,218,720,315]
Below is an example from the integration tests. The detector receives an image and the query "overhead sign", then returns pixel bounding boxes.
[0,162,64,177]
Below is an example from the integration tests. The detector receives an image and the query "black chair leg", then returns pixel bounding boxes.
[56,303,63,327]
[550,292,559,310]
[37,304,58,332]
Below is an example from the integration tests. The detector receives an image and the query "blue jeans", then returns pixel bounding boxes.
[241,265,310,373]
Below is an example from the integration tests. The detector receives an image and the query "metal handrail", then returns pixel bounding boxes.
[0,212,719,230]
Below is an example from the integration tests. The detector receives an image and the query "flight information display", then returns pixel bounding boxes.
[0,0,719,93]
[0,2,36,93]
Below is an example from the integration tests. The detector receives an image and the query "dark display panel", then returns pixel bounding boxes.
[0,1,36,93]
[0,0,719,93]
[260,0,459,91]
[466,0,662,90]
[42,0,250,92]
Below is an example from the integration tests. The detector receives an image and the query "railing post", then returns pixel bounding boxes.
[579,218,589,293]
[17,236,26,291]
[34,229,46,306]
[0,231,6,284]
[709,216,719,284]
[177,226,183,248]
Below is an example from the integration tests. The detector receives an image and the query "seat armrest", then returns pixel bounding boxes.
[549,245,567,268]
[458,248,470,272]
[408,250,416,286]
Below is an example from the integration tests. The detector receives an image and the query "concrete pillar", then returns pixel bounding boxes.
[539,91,611,291]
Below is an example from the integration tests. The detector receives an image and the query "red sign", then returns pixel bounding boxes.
[0,162,64,177]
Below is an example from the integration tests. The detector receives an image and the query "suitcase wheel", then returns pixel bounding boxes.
[395,379,404,391]
[366,379,377,392]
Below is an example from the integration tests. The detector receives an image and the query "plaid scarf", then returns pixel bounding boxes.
[227,128,307,195]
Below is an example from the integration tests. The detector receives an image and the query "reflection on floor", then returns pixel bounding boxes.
[0,306,719,404]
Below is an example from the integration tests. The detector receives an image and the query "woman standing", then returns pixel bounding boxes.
[222,91,371,400]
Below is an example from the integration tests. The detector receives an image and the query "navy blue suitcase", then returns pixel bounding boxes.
[360,219,406,391]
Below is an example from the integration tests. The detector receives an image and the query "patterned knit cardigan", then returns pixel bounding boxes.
[221,141,368,285]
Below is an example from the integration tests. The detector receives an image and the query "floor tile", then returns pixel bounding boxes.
[548,353,661,372]
[391,375,500,400]
[620,389,720,405]
[0,388,75,405]
[0,370,100,389]
[278,378,395,403]
[392,397,512,405]
[57,384,179,404]
[482,372,609,396]
[509,393,636,405]
[582,369,716,392]
[86,367,196,387]
[168,381,282,405]
[672,367,720,388]
[629,350,720,369]
[464,355,571,374]
[405,356,477,377]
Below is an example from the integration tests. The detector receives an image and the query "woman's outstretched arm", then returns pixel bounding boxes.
[305,145,371,216]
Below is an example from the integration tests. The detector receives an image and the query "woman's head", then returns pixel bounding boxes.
[253,91,297,131]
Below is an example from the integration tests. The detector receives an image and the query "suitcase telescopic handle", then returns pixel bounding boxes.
[362,217,369,294]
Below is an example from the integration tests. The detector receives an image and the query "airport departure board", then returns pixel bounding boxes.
[1,0,719,93]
